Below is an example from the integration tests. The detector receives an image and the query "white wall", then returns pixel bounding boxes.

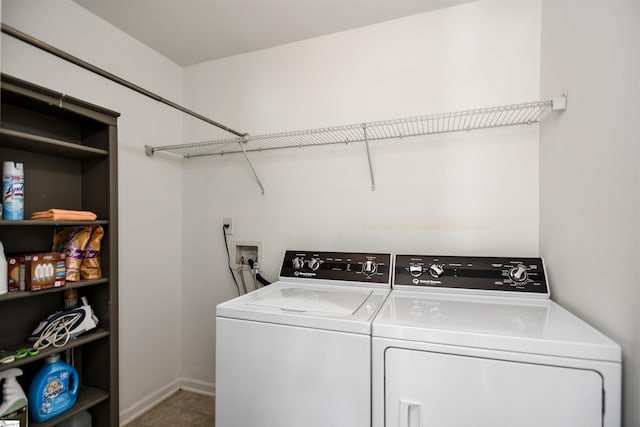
[14,2,637,425]
[1,0,185,422]
[539,1,640,425]
[181,0,542,388]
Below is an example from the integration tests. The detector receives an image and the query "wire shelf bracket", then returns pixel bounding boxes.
[146,95,567,193]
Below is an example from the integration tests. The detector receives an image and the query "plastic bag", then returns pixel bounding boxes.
[80,226,104,280]
[52,226,92,281]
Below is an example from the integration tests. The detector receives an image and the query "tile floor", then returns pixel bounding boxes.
[123,389,214,427]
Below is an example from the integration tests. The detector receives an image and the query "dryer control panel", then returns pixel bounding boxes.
[280,251,391,284]
[394,255,548,295]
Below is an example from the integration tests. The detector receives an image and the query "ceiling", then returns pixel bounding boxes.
[72,0,472,66]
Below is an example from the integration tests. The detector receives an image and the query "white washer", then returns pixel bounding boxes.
[372,255,621,427]
[216,250,392,427]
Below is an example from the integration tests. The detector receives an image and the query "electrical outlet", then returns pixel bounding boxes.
[223,217,233,235]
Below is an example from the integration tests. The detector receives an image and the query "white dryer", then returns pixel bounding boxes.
[372,255,621,427]
[216,250,392,427]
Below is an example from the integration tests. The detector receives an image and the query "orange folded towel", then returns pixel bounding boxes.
[30,209,97,221]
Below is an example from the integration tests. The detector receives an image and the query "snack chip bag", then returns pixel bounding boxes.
[81,225,104,280]
[52,226,92,281]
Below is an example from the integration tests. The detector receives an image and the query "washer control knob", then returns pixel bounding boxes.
[308,258,321,271]
[429,264,444,278]
[292,257,305,270]
[363,261,378,275]
[409,265,423,277]
[509,264,528,282]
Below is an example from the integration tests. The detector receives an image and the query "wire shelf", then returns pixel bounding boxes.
[145,96,566,194]
[146,98,558,158]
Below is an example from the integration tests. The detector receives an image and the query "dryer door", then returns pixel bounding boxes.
[385,348,603,427]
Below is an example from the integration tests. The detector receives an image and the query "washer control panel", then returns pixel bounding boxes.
[394,255,548,295]
[280,251,391,284]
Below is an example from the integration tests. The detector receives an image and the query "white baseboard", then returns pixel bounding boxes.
[179,377,215,396]
[119,377,215,425]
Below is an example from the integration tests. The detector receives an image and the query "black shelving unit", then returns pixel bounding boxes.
[0,74,119,427]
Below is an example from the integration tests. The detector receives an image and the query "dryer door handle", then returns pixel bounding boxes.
[399,399,422,427]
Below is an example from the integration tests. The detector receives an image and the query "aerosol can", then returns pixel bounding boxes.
[0,368,28,426]
[2,161,24,220]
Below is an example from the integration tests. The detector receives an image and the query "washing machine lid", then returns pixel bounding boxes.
[248,285,370,315]
[372,291,621,362]
[217,282,390,334]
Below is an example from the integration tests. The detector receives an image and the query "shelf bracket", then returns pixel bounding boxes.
[363,124,376,191]
[552,93,568,111]
[237,137,265,195]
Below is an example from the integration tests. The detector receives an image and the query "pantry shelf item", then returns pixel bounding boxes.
[30,210,97,221]
[145,95,567,193]
[0,368,28,425]
[0,73,119,427]
[29,354,80,422]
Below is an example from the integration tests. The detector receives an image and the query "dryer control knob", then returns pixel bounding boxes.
[292,257,305,270]
[409,265,423,277]
[429,264,444,278]
[363,261,378,275]
[308,258,321,271]
[509,264,528,282]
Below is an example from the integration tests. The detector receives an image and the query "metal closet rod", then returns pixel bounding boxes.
[1,24,267,194]
[0,24,246,138]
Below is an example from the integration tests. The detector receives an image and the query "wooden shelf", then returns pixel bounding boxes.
[1,329,110,370]
[0,220,109,226]
[30,385,110,427]
[1,73,119,426]
[0,128,109,159]
[0,279,109,302]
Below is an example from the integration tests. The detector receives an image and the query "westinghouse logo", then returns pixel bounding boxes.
[413,279,442,285]
[294,271,316,278]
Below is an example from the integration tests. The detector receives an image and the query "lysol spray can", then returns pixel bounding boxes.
[2,161,24,220]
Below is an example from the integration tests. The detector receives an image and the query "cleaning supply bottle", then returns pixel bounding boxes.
[29,353,79,422]
[0,368,28,426]
[2,161,25,220]
[0,241,7,296]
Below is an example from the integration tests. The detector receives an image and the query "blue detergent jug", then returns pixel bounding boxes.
[28,353,79,422]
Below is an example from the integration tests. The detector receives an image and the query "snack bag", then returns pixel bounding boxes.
[81,225,104,280]
[52,226,92,281]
